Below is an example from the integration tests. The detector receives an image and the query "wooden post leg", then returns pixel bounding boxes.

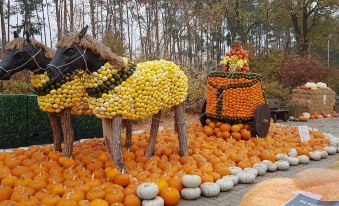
[145,111,161,157]
[174,109,178,133]
[174,103,188,156]
[48,112,62,152]
[60,108,74,157]
[125,120,132,148]
[103,116,125,171]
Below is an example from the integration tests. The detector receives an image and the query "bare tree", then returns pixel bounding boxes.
[54,0,61,39]
[89,0,96,37]
[0,0,6,53]
[69,0,73,31]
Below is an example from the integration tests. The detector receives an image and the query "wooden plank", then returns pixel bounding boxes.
[174,103,188,156]
[125,120,132,148]
[48,112,62,152]
[60,108,74,157]
[145,111,161,157]
[254,104,271,137]
[199,99,207,126]
[103,116,125,171]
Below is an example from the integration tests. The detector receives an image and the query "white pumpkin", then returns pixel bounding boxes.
[182,175,201,188]
[316,82,327,89]
[319,150,328,159]
[229,166,242,175]
[216,179,234,192]
[305,82,316,88]
[142,196,164,206]
[200,182,220,197]
[302,112,311,119]
[276,160,290,170]
[287,157,299,166]
[253,163,267,176]
[288,149,298,157]
[267,163,278,172]
[137,182,159,200]
[324,146,337,155]
[222,175,239,185]
[181,187,201,200]
[310,151,322,161]
[262,160,273,165]
[297,155,310,164]
[275,154,287,161]
[243,168,258,177]
[237,171,256,184]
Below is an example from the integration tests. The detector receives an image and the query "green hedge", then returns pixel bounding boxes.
[0,94,102,149]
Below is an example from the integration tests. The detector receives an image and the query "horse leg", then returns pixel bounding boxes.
[125,120,132,148]
[174,103,188,156]
[103,116,125,171]
[48,112,62,152]
[174,109,178,133]
[145,111,161,157]
[60,108,74,157]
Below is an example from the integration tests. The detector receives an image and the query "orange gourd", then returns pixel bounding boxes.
[160,187,180,206]
[123,194,141,206]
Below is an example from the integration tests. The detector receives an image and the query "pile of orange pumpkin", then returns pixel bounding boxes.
[0,122,331,206]
[203,119,252,140]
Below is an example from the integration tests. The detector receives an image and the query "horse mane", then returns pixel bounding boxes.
[4,37,54,59]
[56,32,126,69]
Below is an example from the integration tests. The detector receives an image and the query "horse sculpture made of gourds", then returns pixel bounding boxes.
[46,26,189,170]
[0,31,91,156]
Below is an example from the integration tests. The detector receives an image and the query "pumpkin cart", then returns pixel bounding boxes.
[200,40,271,137]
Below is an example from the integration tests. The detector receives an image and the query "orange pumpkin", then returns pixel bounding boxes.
[123,194,141,206]
[160,187,180,206]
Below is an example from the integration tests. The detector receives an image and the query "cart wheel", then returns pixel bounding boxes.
[200,99,207,126]
[253,104,271,137]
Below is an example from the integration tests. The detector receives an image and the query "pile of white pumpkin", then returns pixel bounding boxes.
[304,82,328,90]
[135,134,339,203]
[136,182,165,205]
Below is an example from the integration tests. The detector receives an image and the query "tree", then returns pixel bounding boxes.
[13,0,44,36]
[0,0,6,52]
[284,0,338,56]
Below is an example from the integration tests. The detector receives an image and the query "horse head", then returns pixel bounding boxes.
[0,31,51,80]
[46,26,107,84]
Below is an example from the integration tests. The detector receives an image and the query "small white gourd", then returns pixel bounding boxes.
[237,171,256,184]
[142,196,164,206]
[287,157,299,166]
[182,175,201,188]
[181,187,201,200]
[216,179,234,192]
[267,163,278,172]
[288,149,298,157]
[324,146,337,155]
[262,160,273,166]
[253,163,267,176]
[229,167,242,175]
[275,154,287,161]
[297,155,310,164]
[310,151,322,161]
[222,175,239,185]
[276,160,290,170]
[243,167,258,177]
[200,182,220,197]
[137,182,159,200]
[319,150,328,159]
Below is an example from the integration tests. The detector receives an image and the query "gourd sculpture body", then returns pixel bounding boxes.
[45,26,189,170]
[201,40,270,137]
[0,32,89,155]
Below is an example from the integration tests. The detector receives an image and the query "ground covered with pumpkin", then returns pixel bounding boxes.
[0,122,337,206]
